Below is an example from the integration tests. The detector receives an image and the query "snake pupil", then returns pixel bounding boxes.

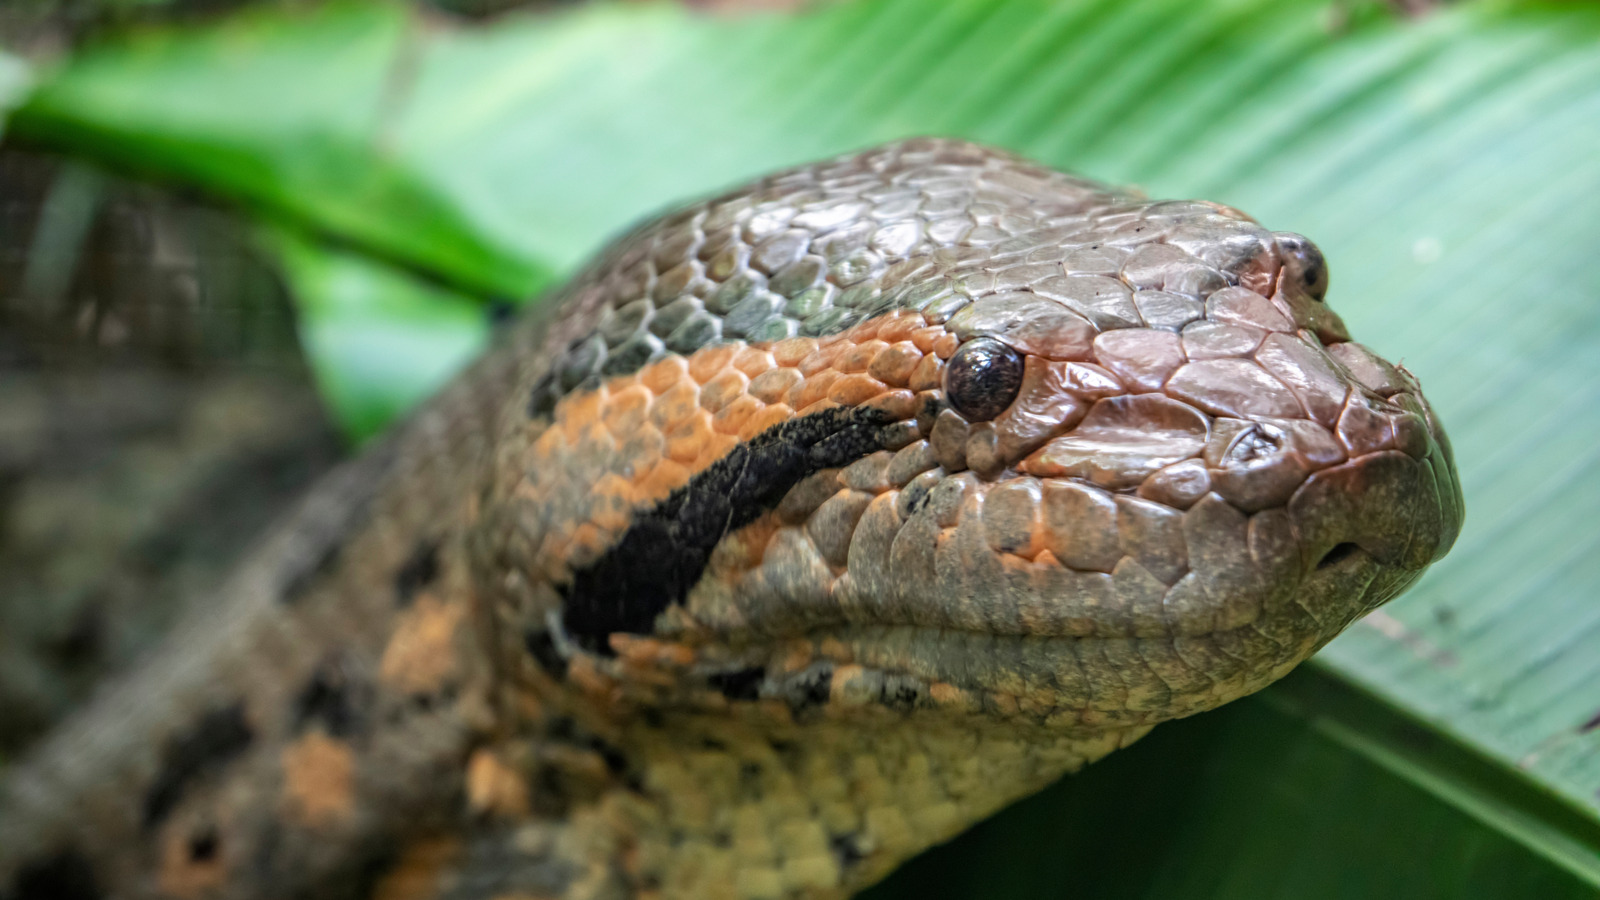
[944,337,1025,422]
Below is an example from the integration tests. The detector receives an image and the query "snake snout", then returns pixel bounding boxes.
[1286,390,1463,612]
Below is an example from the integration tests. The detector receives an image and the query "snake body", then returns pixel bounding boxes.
[0,139,1463,900]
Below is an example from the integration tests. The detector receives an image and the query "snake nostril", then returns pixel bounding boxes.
[1272,231,1329,302]
[1316,542,1361,571]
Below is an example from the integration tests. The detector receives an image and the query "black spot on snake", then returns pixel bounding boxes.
[523,629,567,677]
[46,604,103,667]
[294,657,367,738]
[188,827,220,863]
[884,683,921,711]
[830,833,866,870]
[707,667,765,701]
[394,537,440,606]
[561,405,894,651]
[142,703,254,828]
[527,371,560,419]
[8,849,101,900]
[785,664,835,715]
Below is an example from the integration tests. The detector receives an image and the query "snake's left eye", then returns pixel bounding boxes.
[945,337,1024,422]
[1273,232,1329,302]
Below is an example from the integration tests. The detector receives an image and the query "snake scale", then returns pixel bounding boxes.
[0,139,1463,900]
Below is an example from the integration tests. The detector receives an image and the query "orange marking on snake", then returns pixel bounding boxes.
[588,474,638,533]
[637,355,688,393]
[280,732,356,829]
[699,369,749,414]
[370,837,461,900]
[748,367,803,404]
[828,374,889,407]
[687,344,739,384]
[909,355,943,392]
[600,384,653,438]
[465,749,531,820]
[838,341,885,375]
[537,317,939,520]
[796,398,843,418]
[712,393,762,436]
[874,312,924,343]
[731,346,775,378]
[771,336,817,367]
[868,342,921,387]
[379,595,466,696]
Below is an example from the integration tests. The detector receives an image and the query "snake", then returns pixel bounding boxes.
[0,138,1463,900]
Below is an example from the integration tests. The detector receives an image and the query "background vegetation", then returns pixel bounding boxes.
[2,0,1598,896]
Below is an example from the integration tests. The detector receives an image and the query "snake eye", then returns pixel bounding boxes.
[944,337,1024,422]
[1273,232,1329,302]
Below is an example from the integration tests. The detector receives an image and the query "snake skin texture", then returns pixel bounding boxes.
[0,139,1462,900]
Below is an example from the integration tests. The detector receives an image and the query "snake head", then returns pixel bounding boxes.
[486,139,1462,736]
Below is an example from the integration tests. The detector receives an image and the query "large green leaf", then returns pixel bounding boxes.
[871,666,1600,899]
[10,0,1600,894]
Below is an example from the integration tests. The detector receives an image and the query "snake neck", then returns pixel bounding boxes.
[462,672,1148,900]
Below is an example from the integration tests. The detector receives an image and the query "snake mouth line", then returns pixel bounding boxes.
[553,396,1399,655]
[675,602,1378,727]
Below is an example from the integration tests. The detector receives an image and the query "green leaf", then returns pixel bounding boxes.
[869,666,1600,899]
[12,0,1600,893]
[14,3,553,297]
[264,226,488,442]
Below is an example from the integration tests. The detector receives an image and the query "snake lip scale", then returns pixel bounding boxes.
[0,138,1462,900]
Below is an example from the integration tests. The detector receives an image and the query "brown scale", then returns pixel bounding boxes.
[0,139,1460,900]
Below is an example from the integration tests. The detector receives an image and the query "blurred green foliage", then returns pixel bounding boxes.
[5,0,1600,896]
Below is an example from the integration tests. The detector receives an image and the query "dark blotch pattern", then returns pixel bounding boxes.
[8,850,101,900]
[561,405,894,650]
[293,657,367,738]
[830,833,866,871]
[142,703,254,828]
[527,372,560,420]
[394,538,441,606]
[786,665,835,715]
[188,828,220,863]
[707,668,765,701]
